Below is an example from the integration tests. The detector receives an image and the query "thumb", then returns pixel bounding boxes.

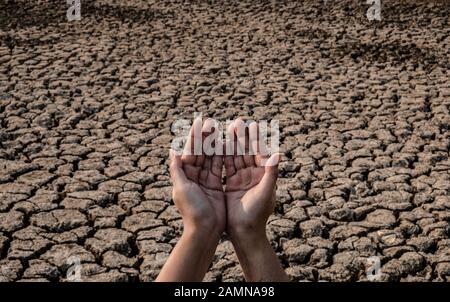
[264,153,280,175]
[169,149,188,186]
[258,153,280,195]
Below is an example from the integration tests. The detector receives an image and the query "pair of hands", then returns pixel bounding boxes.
[157,117,288,282]
[169,117,279,244]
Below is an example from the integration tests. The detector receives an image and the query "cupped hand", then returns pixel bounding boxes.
[224,119,280,240]
[169,118,226,236]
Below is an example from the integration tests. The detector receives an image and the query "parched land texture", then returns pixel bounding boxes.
[0,0,449,281]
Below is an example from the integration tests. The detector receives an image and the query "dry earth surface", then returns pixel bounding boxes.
[0,0,449,282]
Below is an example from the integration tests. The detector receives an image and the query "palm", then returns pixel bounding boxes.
[223,119,279,234]
[170,117,226,233]
[225,159,274,231]
[180,157,226,232]
[170,117,279,237]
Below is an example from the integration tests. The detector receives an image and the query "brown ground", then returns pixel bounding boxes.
[0,0,449,282]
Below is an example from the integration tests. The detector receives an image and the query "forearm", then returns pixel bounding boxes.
[156,227,220,282]
[231,231,289,282]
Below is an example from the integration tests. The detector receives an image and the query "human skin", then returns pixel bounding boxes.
[225,119,289,282]
[156,118,225,282]
[156,118,288,282]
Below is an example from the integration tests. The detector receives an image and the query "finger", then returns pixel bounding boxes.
[202,118,216,135]
[256,150,269,167]
[235,118,246,155]
[249,121,259,156]
[199,169,208,186]
[233,120,246,170]
[195,154,205,167]
[258,153,280,194]
[211,155,223,178]
[202,118,218,157]
[182,117,202,165]
[203,155,212,170]
[169,149,188,186]
[199,156,212,185]
[224,120,235,156]
[235,118,254,167]
[233,154,246,171]
[183,117,200,155]
[255,123,270,167]
[184,165,201,183]
[224,155,236,177]
[224,121,237,176]
[234,155,246,170]
[195,118,215,166]
[243,123,255,167]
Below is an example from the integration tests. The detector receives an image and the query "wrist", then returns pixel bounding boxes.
[228,226,268,250]
[229,230,285,282]
[183,222,222,241]
[228,224,266,243]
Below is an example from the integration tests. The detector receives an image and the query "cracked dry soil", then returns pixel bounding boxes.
[0,0,449,282]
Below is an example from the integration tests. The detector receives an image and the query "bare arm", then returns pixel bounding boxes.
[225,119,289,282]
[156,119,225,282]
[230,230,288,282]
[156,226,220,282]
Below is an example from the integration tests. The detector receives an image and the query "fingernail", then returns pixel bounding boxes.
[266,153,280,167]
